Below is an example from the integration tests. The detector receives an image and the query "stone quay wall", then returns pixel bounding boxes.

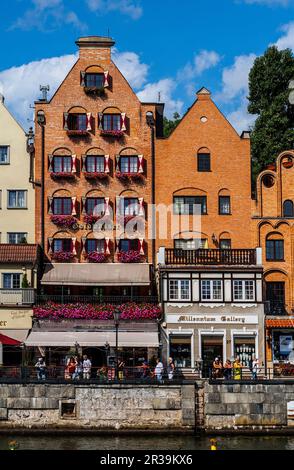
[203,381,294,430]
[0,384,195,430]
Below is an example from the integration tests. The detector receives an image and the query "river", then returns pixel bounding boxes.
[0,434,294,450]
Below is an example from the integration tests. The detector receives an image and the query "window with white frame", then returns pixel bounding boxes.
[0,146,9,164]
[7,190,27,209]
[169,279,191,301]
[2,273,21,289]
[201,280,223,301]
[7,233,28,244]
[233,280,255,301]
[174,238,207,250]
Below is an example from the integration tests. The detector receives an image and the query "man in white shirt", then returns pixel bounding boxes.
[154,358,164,383]
[82,355,92,380]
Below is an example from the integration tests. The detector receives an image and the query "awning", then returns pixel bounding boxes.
[266,318,294,328]
[41,263,151,286]
[0,333,22,345]
[25,331,159,347]
[0,330,29,343]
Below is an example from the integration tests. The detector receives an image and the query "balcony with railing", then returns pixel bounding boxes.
[0,289,35,305]
[161,248,259,266]
[264,300,294,316]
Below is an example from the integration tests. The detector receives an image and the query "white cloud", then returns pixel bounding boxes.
[0,49,149,128]
[137,79,184,118]
[275,21,294,49]
[227,100,257,133]
[217,53,256,101]
[86,0,142,19]
[12,0,87,31]
[183,50,221,79]
[112,50,148,89]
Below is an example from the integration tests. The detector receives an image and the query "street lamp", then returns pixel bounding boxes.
[113,309,120,379]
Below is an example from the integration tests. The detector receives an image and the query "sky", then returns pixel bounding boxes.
[0,0,294,132]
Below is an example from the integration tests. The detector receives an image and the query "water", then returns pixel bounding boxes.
[1,434,294,450]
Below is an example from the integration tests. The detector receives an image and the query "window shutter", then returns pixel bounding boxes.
[81,196,87,215]
[80,71,86,87]
[81,237,87,255]
[105,197,110,216]
[48,154,54,172]
[104,155,110,173]
[105,237,110,254]
[103,71,110,88]
[120,112,127,131]
[71,237,77,255]
[48,237,53,254]
[48,196,53,214]
[116,155,120,172]
[86,113,92,131]
[115,239,120,253]
[138,197,144,216]
[81,155,86,172]
[138,155,144,173]
[71,197,77,216]
[139,238,144,255]
[98,112,103,130]
[63,112,69,130]
[71,155,77,173]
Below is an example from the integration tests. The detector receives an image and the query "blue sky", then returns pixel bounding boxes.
[0,0,294,131]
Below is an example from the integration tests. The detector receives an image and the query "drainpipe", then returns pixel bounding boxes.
[146,112,156,292]
[36,111,46,252]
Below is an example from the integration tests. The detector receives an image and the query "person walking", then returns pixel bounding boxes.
[167,357,175,380]
[35,357,46,381]
[82,355,92,380]
[154,358,164,383]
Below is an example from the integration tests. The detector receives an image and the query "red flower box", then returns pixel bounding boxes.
[67,130,89,136]
[117,250,143,263]
[101,129,124,137]
[84,172,108,180]
[83,214,102,225]
[86,252,108,263]
[51,251,75,261]
[51,172,75,179]
[51,215,77,229]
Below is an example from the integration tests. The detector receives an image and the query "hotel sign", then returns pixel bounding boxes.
[166,314,259,325]
[0,310,33,329]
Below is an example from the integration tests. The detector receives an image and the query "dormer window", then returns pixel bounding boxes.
[81,69,110,94]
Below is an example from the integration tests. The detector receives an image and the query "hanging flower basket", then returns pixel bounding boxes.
[101,129,124,137]
[51,251,75,261]
[33,302,161,321]
[50,215,77,229]
[117,250,143,263]
[84,172,108,180]
[51,172,75,180]
[86,252,108,263]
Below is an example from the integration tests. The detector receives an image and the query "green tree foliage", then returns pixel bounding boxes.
[163,112,181,137]
[248,46,294,176]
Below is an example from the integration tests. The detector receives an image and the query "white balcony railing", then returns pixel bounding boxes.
[0,289,35,305]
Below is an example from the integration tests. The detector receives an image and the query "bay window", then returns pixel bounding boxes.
[168,279,191,301]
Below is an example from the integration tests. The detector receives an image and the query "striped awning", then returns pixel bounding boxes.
[266,318,294,328]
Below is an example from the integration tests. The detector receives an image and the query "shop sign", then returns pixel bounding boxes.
[166,314,259,325]
[0,310,33,329]
[280,336,293,354]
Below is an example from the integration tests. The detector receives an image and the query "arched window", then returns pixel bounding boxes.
[197,148,210,172]
[283,200,294,218]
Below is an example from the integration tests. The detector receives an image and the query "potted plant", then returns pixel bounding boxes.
[51,251,75,261]
[51,215,77,229]
[86,252,108,263]
[21,273,29,288]
[117,250,143,263]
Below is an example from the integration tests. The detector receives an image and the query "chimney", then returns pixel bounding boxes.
[75,36,115,65]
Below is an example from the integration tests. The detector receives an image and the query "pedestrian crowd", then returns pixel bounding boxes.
[212,356,260,380]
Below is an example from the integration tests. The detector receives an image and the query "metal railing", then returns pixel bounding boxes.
[0,288,35,305]
[208,365,294,382]
[264,300,293,316]
[165,249,257,266]
[35,295,159,305]
[0,366,198,384]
